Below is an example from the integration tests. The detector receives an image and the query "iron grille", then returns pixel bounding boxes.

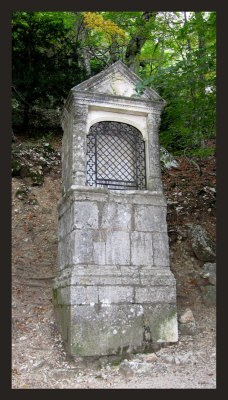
[86,121,146,190]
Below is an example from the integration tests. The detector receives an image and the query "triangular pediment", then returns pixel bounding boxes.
[72,61,163,102]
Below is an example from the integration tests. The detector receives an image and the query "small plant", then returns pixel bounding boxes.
[42,132,53,141]
[185,147,215,158]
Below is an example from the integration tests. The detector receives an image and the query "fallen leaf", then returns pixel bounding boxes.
[187,279,197,285]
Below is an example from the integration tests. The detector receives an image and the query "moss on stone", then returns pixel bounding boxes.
[52,288,58,304]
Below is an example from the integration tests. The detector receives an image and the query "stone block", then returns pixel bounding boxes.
[73,201,98,229]
[73,230,94,264]
[106,231,130,265]
[72,275,123,286]
[58,235,74,269]
[54,286,70,305]
[119,274,141,285]
[101,203,132,230]
[135,286,176,304]
[57,239,65,269]
[98,286,134,304]
[143,304,178,342]
[134,205,167,232]
[54,285,99,306]
[70,304,144,356]
[58,205,74,239]
[131,232,153,266]
[152,232,170,266]
[139,270,175,286]
[70,286,99,305]
[53,305,71,342]
[93,241,106,265]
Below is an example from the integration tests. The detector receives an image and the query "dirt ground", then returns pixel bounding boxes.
[11,139,216,389]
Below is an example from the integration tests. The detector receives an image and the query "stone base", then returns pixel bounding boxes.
[54,302,177,357]
[53,267,178,357]
[54,187,178,357]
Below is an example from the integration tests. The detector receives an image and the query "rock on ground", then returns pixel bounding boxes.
[188,224,216,262]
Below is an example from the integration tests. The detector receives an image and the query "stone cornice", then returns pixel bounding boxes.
[57,185,166,212]
[71,90,166,113]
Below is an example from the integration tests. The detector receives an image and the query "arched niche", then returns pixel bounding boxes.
[87,108,148,141]
[86,121,146,190]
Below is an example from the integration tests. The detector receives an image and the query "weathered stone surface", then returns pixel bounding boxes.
[73,201,98,229]
[160,146,179,169]
[106,231,130,265]
[152,232,170,267]
[70,304,144,356]
[53,304,71,342]
[70,286,99,305]
[99,286,134,304]
[73,230,94,264]
[178,322,197,336]
[93,242,106,265]
[134,205,167,232]
[143,304,178,342]
[179,308,195,324]
[131,232,153,266]
[200,262,216,286]
[101,202,132,230]
[201,286,216,305]
[135,286,176,304]
[58,205,74,240]
[58,235,74,269]
[178,308,196,336]
[189,225,216,262]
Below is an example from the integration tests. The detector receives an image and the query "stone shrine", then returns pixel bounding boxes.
[53,61,178,357]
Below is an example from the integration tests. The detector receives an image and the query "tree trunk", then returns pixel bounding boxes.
[75,13,91,77]
[109,39,119,64]
[81,28,91,76]
[125,12,157,74]
[195,12,207,146]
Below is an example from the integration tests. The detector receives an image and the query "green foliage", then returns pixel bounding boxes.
[12,11,86,136]
[134,12,216,154]
[12,11,216,155]
[184,147,216,158]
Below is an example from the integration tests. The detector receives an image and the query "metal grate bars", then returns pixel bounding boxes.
[86,121,146,190]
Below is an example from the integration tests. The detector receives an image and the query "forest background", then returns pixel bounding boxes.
[12,11,216,157]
